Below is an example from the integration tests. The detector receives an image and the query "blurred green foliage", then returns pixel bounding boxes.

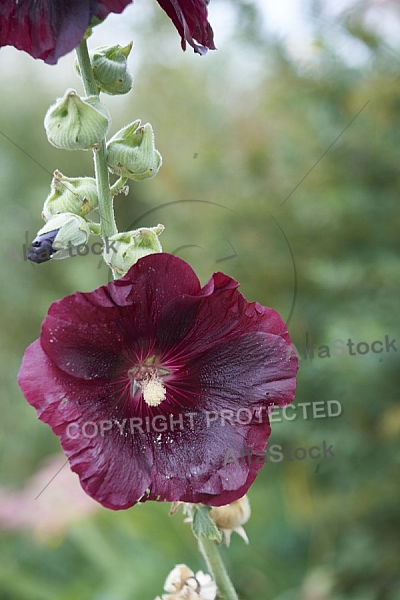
[0,1,399,599]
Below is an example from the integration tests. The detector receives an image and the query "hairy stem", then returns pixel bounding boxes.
[75,39,118,249]
[197,535,240,600]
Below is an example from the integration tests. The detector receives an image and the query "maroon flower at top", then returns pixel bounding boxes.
[0,0,215,64]
[18,254,298,510]
[156,0,215,55]
[0,1,133,64]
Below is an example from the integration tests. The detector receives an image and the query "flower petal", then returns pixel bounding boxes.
[18,340,154,509]
[40,253,202,378]
[0,0,132,64]
[156,0,215,55]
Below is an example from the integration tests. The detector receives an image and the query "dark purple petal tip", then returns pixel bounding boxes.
[18,254,298,509]
[27,229,59,263]
[156,0,215,54]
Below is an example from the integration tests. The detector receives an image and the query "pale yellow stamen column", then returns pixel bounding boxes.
[141,373,166,407]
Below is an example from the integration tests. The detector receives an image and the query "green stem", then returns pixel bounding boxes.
[93,140,118,240]
[197,536,240,600]
[75,38,98,95]
[110,176,129,196]
[75,39,118,248]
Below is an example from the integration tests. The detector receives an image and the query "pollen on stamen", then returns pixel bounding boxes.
[141,373,166,407]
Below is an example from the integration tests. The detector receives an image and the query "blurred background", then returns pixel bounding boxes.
[0,0,399,598]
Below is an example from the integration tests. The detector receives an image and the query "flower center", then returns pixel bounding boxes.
[141,373,166,407]
[128,356,170,407]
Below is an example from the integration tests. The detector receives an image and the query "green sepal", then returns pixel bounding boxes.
[192,506,224,543]
[88,223,102,235]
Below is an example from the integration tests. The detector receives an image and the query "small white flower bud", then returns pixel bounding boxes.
[156,564,217,600]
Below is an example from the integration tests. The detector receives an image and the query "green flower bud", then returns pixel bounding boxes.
[34,213,91,261]
[42,170,98,221]
[44,89,111,150]
[75,43,133,96]
[106,120,162,181]
[103,224,164,276]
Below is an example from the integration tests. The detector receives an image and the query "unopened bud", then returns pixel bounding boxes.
[107,120,162,181]
[44,89,111,150]
[28,213,91,263]
[27,229,60,264]
[103,224,164,276]
[75,43,133,95]
[42,170,98,221]
[209,495,251,547]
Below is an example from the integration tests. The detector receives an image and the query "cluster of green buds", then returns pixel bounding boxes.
[30,40,164,273]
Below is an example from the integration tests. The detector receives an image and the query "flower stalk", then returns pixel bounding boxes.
[197,535,239,600]
[75,39,118,247]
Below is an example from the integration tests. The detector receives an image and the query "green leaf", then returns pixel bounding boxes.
[192,506,223,543]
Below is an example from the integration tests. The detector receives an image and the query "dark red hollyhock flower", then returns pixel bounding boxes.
[0,0,132,64]
[18,254,298,510]
[156,0,215,55]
